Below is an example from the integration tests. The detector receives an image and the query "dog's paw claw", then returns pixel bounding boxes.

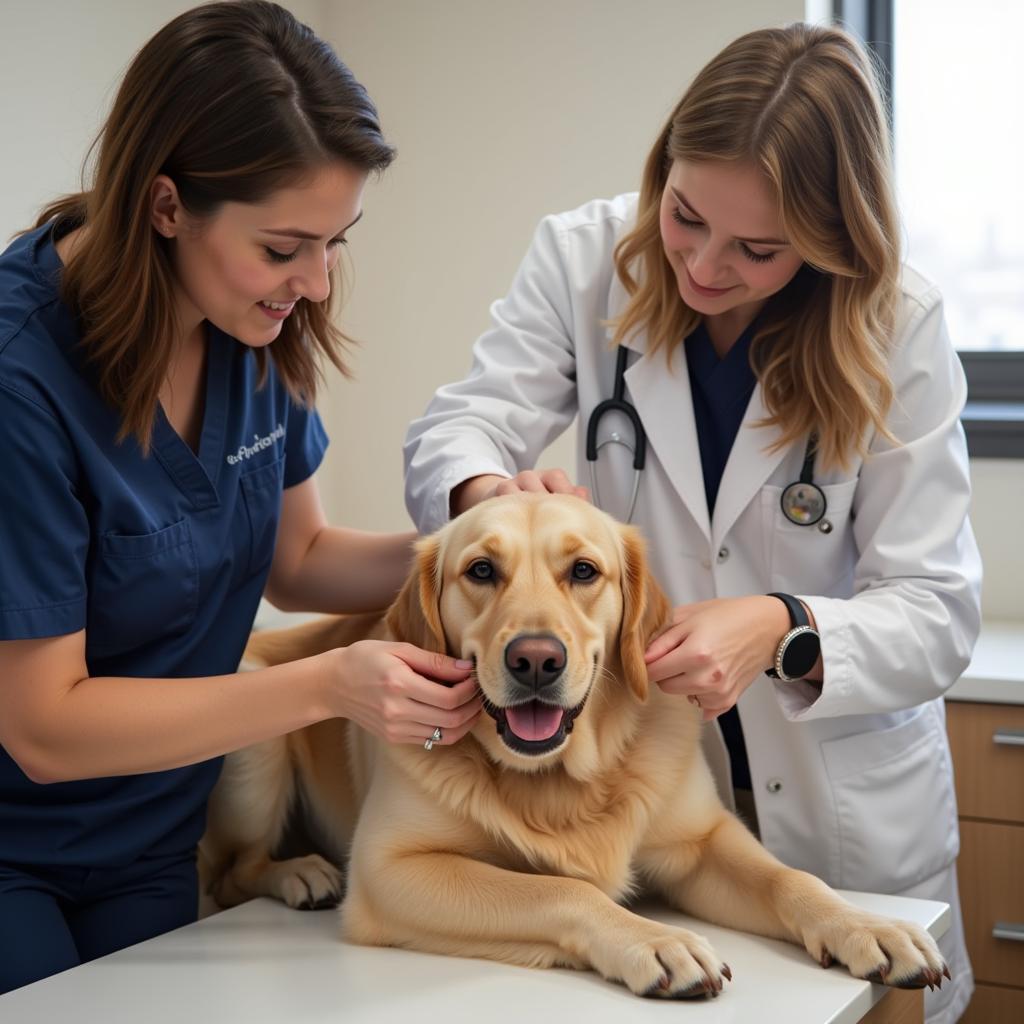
[865,960,891,984]
[641,974,671,998]
[671,976,716,1000]
[297,893,342,911]
[885,966,944,991]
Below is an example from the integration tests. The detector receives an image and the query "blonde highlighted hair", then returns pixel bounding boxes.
[30,1,394,451]
[612,23,900,470]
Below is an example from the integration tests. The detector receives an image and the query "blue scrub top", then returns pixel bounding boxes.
[0,222,329,868]
[685,321,757,791]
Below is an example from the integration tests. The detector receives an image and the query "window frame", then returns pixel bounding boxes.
[834,0,1024,458]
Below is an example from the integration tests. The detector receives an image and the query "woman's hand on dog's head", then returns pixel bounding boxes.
[451,469,589,516]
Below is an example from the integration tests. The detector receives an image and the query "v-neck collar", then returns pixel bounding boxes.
[31,223,229,511]
[151,324,229,511]
[687,321,756,385]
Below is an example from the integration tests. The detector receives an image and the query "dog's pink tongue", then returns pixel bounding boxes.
[505,702,564,742]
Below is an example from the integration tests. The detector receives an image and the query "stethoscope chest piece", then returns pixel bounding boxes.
[780,433,829,528]
[780,480,827,526]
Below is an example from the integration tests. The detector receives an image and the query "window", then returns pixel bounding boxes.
[835,0,1024,457]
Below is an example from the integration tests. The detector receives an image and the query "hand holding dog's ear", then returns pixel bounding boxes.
[324,640,480,747]
[644,596,791,721]
[617,528,671,701]
[345,533,482,747]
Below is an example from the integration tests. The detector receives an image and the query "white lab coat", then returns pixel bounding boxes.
[403,194,982,1023]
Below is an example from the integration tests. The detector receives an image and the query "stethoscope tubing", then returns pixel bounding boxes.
[584,347,646,471]
[585,346,827,528]
[585,347,646,523]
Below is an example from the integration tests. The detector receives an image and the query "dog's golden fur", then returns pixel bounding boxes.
[202,493,947,998]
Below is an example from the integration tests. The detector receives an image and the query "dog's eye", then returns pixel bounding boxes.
[466,559,496,582]
[571,561,599,582]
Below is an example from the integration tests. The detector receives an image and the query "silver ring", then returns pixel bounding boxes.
[423,726,443,751]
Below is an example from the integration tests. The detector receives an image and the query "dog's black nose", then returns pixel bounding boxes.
[504,635,567,689]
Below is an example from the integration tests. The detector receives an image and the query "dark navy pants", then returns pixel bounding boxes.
[0,850,198,994]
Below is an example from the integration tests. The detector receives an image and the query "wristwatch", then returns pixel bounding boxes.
[765,592,820,681]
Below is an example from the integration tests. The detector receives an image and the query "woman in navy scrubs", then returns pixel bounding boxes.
[0,1,480,994]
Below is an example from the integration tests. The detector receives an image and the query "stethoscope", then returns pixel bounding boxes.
[779,436,831,532]
[585,347,646,523]
[585,345,830,530]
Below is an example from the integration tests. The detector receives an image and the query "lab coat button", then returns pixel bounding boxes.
[716,546,730,564]
[766,778,783,794]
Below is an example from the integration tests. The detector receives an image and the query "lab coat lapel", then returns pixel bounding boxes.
[711,384,788,546]
[623,339,711,543]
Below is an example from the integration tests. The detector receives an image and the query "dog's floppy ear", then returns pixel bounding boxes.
[384,535,447,653]
[618,526,671,701]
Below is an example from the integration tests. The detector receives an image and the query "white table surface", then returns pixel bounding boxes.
[0,891,949,1024]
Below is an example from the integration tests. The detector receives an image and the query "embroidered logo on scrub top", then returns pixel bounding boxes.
[226,423,285,465]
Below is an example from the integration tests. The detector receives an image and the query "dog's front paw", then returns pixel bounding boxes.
[804,911,949,990]
[590,918,732,999]
[270,854,345,910]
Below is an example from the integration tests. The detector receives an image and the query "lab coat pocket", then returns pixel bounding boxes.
[761,478,858,595]
[88,517,199,656]
[239,457,285,577]
[821,704,959,891]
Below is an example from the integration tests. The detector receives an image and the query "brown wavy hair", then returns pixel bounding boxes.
[612,23,900,470]
[31,0,394,450]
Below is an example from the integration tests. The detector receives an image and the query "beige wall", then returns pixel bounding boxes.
[316,0,804,532]
[1,1,1019,620]
[965,460,1023,619]
[0,0,323,241]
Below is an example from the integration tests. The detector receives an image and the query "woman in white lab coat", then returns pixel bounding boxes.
[403,23,981,1024]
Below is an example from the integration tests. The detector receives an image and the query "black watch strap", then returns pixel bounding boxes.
[765,592,819,681]
[767,592,808,629]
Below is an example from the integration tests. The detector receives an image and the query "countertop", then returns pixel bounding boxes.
[945,619,1024,704]
[0,891,949,1024]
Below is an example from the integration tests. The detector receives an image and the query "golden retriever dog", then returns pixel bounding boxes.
[202,493,947,999]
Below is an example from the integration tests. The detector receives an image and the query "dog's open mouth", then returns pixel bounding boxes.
[506,701,564,742]
[482,695,589,756]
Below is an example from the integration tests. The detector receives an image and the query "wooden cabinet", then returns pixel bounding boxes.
[946,700,1024,1022]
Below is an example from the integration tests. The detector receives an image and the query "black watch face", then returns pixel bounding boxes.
[782,629,820,678]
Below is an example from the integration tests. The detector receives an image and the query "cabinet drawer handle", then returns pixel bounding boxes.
[992,922,1024,942]
[993,730,1024,747]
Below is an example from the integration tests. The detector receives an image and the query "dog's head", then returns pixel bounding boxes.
[387,493,670,774]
